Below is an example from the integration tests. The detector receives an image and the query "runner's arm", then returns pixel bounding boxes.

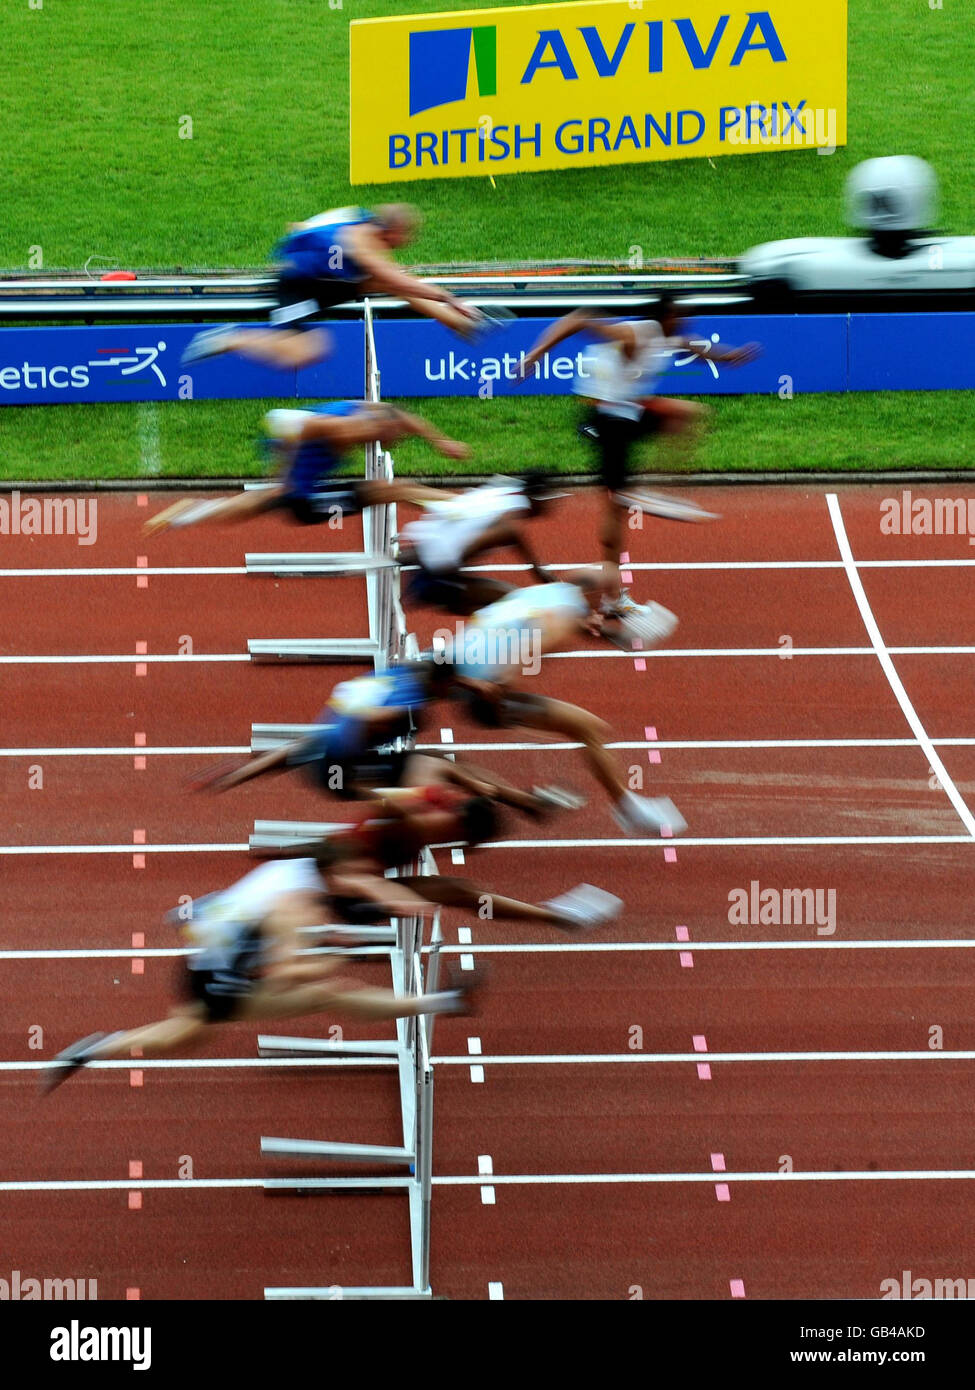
[342,223,471,310]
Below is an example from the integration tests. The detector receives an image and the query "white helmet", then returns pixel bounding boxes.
[845,156,938,233]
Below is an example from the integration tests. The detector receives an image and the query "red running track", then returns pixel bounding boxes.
[2,483,975,1301]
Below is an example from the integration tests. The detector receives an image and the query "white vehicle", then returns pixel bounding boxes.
[740,156,975,304]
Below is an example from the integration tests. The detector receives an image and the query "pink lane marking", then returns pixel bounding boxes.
[619,551,630,565]
[715,1184,731,1202]
[128,1191,142,1210]
[137,556,149,589]
[134,733,147,771]
[710,1153,726,1171]
[621,571,634,586]
[660,821,677,864]
[129,1160,143,1179]
[696,1063,712,1080]
[134,756,146,770]
[132,853,145,870]
[134,733,147,746]
[679,951,694,968]
[633,657,647,672]
[132,933,145,948]
[675,925,689,941]
[130,1047,143,1059]
[645,725,661,765]
[126,1287,141,1300]
[129,1070,143,1088]
[729,1279,746,1299]
[692,1035,708,1052]
[131,959,144,976]
[135,641,148,654]
[137,556,148,567]
[137,577,149,589]
[133,830,146,844]
[136,495,148,508]
[135,664,147,677]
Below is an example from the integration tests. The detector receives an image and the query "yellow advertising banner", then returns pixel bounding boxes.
[349,0,847,184]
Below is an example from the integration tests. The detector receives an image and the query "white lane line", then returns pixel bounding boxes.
[8,1048,975,1076]
[828,493,975,839]
[432,1169,975,1186]
[2,834,973,856]
[0,747,250,757]
[433,1050,975,1065]
[0,843,249,856]
[0,655,249,665]
[13,734,975,758]
[0,738,940,757]
[5,938,975,963]
[0,568,246,578]
[4,645,975,665]
[7,558,975,579]
[2,1168,974,1194]
[0,1057,396,1072]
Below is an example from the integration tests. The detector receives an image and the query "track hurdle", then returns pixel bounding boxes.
[246,300,394,670]
[257,302,442,1298]
[260,845,441,1301]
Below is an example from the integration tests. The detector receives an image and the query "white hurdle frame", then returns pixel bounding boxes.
[259,301,440,1300]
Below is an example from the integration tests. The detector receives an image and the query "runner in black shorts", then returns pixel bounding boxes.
[143,401,469,537]
[41,845,484,1092]
[518,296,759,599]
[181,204,486,372]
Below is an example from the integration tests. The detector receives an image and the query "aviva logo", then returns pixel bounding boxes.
[409,26,497,116]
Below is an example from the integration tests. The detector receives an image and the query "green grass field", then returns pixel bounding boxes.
[1,1,972,482]
[2,392,972,483]
[3,0,972,271]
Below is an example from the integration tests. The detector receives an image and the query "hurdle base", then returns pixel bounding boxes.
[246,552,399,577]
[264,1285,432,1301]
[263,1138,413,1164]
[248,637,382,663]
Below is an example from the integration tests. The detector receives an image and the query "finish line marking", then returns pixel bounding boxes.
[827,493,975,840]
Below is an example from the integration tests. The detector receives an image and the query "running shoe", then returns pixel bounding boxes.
[612,792,687,837]
[602,592,679,649]
[142,499,198,537]
[438,962,489,1017]
[613,489,720,523]
[544,884,624,933]
[530,785,588,814]
[41,1032,109,1094]
[181,326,239,364]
